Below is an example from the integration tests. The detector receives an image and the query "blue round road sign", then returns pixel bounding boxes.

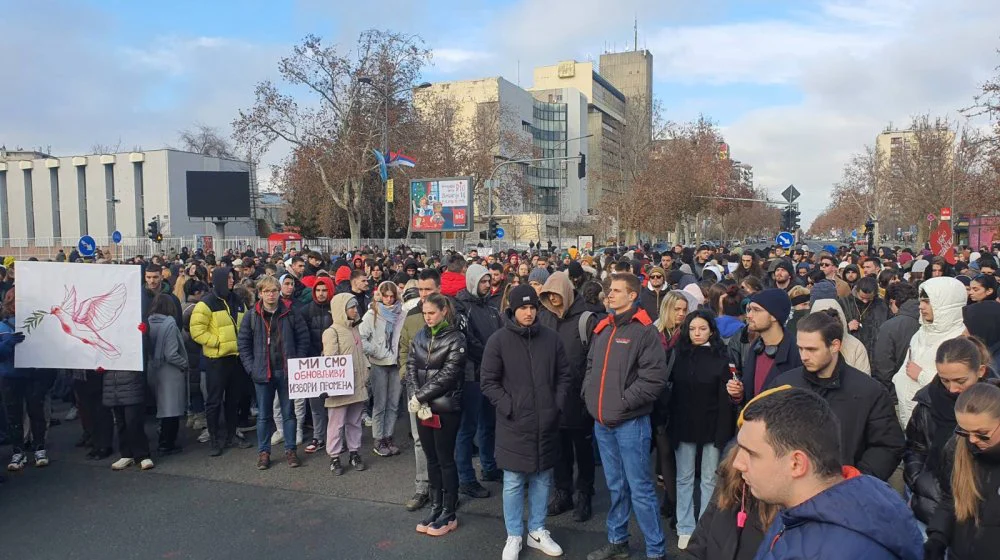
[112,230,122,244]
[78,235,97,257]
[775,231,795,249]
[495,227,505,240]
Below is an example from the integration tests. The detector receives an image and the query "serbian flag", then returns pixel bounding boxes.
[388,151,416,168]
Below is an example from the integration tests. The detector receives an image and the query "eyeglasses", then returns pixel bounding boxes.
[954,423,1000,443]
[649,275,663,279]
[260,289,279,294]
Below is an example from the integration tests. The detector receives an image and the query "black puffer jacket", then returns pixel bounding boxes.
[844,295,890,366]
[102,370,147,407]
[904,379,958,524]
[481,313,571,473]
[406,322,466,414]
[926,438,1000,560]
[538,279,598,429]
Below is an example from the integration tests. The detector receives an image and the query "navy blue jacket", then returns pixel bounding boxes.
[0,318,23,378]
[754,471,923,560]
[237,301,310,384]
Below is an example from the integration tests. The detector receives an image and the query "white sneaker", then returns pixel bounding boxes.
[64,406,78,421]
[502,535,523,560]
[140,458,155,470]
[677,534,692,550]
[197,428,211,443]
[7,452,27,471]
[271,431,284,445]
[34,449,49,467]
[526,529,563,557]
[111,457,135,470]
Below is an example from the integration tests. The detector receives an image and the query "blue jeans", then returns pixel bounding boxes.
[594,415,665,558]
[503,469,552,537]
[254,375,295,453]
[456,380,497,484]
[675,442,720,535]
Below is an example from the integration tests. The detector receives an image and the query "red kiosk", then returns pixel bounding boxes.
[267,232,303,253]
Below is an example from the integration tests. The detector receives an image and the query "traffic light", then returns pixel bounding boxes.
[577,153,586,179]
[488,217,498,240]
[789,206,800,231]
[147,217,159,242]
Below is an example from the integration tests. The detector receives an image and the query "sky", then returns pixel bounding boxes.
[3,0,999,228]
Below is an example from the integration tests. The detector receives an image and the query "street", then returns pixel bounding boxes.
[0,408,687,559]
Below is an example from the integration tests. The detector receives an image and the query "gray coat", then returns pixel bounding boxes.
[102,369,146,407]
[148,313,188,418]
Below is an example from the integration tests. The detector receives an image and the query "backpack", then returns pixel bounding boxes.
[578,311,594,346]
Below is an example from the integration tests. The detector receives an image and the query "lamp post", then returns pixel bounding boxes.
[550,133,593,249]
[358,77,432,250]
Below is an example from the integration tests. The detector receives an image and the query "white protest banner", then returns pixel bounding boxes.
[287,355,355,399]
[16,262,143,371]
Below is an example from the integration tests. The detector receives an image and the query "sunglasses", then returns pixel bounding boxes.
[954,423,1000,443]
[649,274,663,279]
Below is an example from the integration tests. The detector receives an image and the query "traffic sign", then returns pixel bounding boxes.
[78,235,96,257]
[940,207,951,221]
[495,227,505,240]
[850,229,858,239]
[781,184,800,203]
[112,230,122,244]
[775,231,795,249]
[927,213,936,222]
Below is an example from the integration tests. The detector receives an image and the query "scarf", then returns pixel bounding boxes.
[377,301,402,348]
[925,379,959,472]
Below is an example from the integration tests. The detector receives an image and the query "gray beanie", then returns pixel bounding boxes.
[809,279,838,304]
[528,266,551,285]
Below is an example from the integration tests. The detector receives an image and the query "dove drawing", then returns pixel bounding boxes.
[49,284,128,359]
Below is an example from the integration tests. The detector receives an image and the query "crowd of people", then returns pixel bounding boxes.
[2,239,1000,559]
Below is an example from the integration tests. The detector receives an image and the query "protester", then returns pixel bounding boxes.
[638,266,670,321]
[303,276,334,454]
[729,289,801,405]
[962,300,1000,372]
[323,292,370,475]
[359,281,405,457]
[480,284,571,560]
[873,281,921,401]
[968,274,998,303]
[844,276,889,366]
[147,294,188,455]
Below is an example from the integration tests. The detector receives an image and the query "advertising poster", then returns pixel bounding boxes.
[410,177,474,232]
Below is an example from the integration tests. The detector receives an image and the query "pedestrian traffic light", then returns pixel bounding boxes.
[147,217,159,242]
[488,217,498,240]
[577,153,586,179]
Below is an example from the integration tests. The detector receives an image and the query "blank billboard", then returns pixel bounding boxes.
[186,171,251,218]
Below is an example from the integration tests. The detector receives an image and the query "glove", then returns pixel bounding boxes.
[417,404,433,420]
[923,537,947,560]
[12,332,25,344]
[137,322,148,334]
[96,367,106,373]
[408,396,421,413]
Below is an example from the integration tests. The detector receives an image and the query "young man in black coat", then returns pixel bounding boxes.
[481,285,572,560]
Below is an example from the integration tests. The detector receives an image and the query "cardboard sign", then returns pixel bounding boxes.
[287,355,355,399]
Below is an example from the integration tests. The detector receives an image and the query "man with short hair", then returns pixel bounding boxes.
[583,273,669,560]
[637,266,669,322]
[766,311,904,481]
[143,263,182,326]
[733,388,922,559]
[730,289,802,405]
[659,253,675,271]
[818,254,851,298]
[349,269,370,316]
[872,282,920,401]
[862,258,881,278]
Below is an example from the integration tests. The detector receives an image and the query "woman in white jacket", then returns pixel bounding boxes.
[892,276,967,428]
[359,281,406,457]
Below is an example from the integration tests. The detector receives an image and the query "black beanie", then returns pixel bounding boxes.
[508,284,539,310]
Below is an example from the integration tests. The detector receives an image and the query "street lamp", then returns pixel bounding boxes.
[550,134,593,249]
[358,78,432,249]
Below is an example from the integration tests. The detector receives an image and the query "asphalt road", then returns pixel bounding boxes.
[0,408,688,560]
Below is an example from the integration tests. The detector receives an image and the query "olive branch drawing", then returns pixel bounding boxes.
[22,310,49,334]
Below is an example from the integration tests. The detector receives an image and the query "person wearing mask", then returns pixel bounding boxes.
[303,276,334,454]
[843,276,889,366]
[905,337,993,531]
[583,273,669,560]
[237,276,310,470]
[190,267,250,455]
[323,293,370,475]
[734,388,923,560]
[924,382,1000,559]
[783,286,812,342]
[538,271,599,522]
[359,281,405,457]
[481,285,571,559]
[873,282,921,400]
[728,289,801,405]
[454,264,504,499]
[767,310,904,481]
[147,294,189,456]
[808,297,871,375]
[894,277,968,428]
[638,266,669,322]
[670,309,738,549]
[406,293,467,537]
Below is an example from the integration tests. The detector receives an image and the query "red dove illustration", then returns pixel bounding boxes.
[49,284,128,359]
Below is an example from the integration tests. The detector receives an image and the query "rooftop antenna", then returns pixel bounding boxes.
[634,16,638,51]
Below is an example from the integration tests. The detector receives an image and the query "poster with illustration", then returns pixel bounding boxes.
[410,177,473,232]
[15,262,143,371]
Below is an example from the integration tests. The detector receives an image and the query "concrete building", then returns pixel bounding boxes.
[599,50,654,139]
[0,148,255,247]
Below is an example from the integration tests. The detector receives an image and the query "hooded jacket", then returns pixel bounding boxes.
[304,276,334,356]
[810,299,871,375]
[843,291,890,365]
[893,277,967,428]
[148,313,188,418]
[480,312,571,474]
[190,267,246,359]
[237,299,310,384]
[904,377,964,525]
[455,264,503,381]
[582,306,668,428]
[322,293,370,408]
[538,271,598,429]
[754,468,924,560]
[926,437,1000,560]
[873,298,920,401]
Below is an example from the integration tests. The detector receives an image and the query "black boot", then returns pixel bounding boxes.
[426,491,458,536]
[547,489,573,516]
[209,436,224,457]
[416,488,443,533]
[572,491,592,522]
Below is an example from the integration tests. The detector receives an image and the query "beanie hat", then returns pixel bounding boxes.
[568,261,585,279]
[528,266,550,285]
[911,259,929,274]
[772,260,795,276]
[750,288,792,324]
[809,279,838,304]
[334,264,352,285]
[508,284,539,310]
[668,269,685,286]
[649,266,666,278]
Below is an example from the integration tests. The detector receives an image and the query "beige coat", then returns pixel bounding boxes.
[811,298,871,375]
[322,293,370,408]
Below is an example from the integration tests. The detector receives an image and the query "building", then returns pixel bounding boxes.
[0,148,255,247]
[532,60,627,212]
[599,49,654,139]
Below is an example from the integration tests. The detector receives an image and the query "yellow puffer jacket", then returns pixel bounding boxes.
[190,296,244,359]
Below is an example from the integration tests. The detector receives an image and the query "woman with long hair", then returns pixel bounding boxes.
[669,309,738,549]
[147,293,189,455]
[406,293,467,537]
[968,274,998,304]
[925,380,1000,559]
[656,291,690,350]
[905,337,992,530]
[359,281,405,457]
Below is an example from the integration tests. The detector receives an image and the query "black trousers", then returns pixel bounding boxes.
[75,372,113,451]
[553,425,597,495]
[2,371,56,452]
[159,417,181,448]
[655,425,678,516]
[204,356,243,443]
[417,411,461,508]
[112,404,150,460]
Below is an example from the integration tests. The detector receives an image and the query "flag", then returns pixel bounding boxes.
[373,149,388,183]
[388,151,416,168]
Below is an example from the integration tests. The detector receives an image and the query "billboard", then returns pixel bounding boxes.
[410,176,473,233]
[186,171,251,218]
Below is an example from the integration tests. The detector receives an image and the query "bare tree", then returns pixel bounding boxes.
[178,124,236,158]
[90,139,124,154]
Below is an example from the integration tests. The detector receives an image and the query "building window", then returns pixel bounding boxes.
[50,168,61,238]
[104,163,116,234]
[23,169,35,239]
[77,166,88,236]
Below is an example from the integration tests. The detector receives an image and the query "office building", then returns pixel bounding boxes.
[599,49,654,139]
